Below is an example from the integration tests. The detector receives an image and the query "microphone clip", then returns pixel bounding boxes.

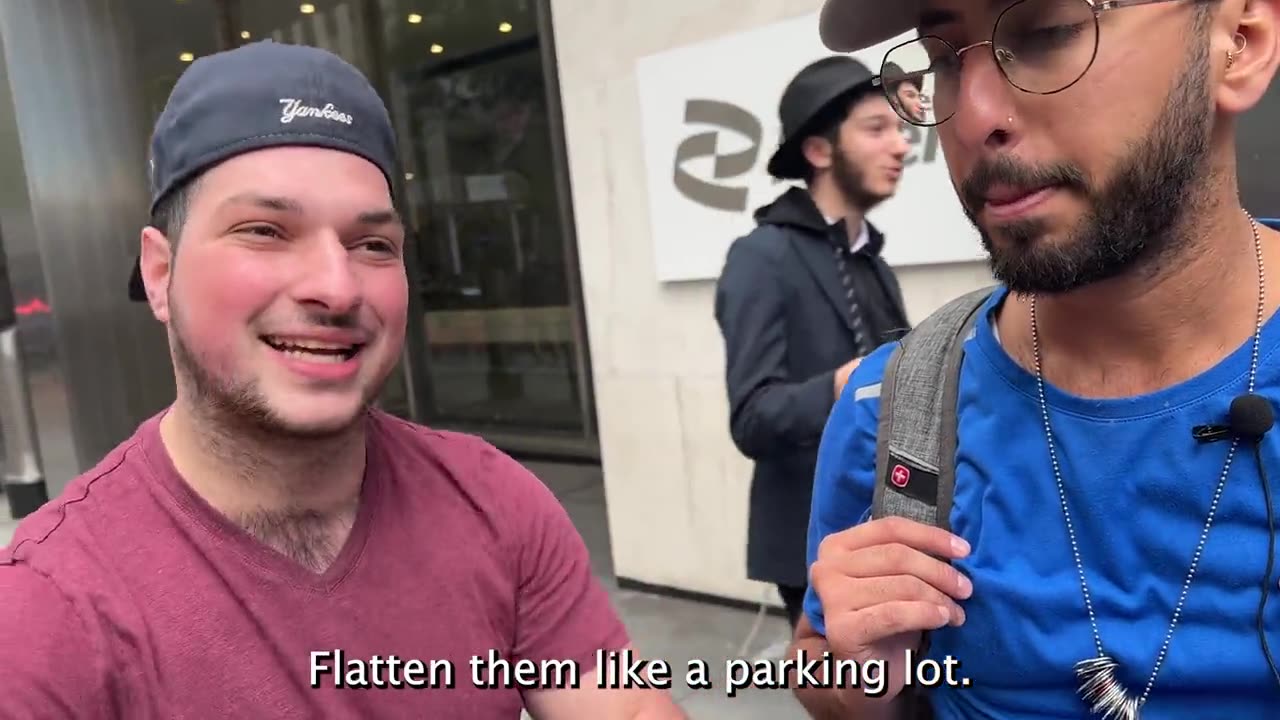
[1192,423,1232,443]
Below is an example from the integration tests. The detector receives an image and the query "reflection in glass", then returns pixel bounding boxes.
[230,0,375,77]
[380,0,587,436]
[126,0,223,157]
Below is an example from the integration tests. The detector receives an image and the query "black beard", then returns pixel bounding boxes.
[832,144,889,212]
[958,36,1213,295]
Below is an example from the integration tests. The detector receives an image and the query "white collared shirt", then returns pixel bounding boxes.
[824,214,870,254]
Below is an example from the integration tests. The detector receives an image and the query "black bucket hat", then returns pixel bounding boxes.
[766,55,878,180]
[882,61,922,93]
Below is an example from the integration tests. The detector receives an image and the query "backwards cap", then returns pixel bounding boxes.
[129,41,398,301]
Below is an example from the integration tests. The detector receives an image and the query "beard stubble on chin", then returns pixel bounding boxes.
[168,298,378,443]
[832,143,891,212]
[167,298,380,574]
[959,34,1214,295]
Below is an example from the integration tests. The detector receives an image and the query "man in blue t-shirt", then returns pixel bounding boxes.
[793,0,1280,718]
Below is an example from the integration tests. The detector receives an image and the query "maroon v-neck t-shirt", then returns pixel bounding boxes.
[0,409,629,718]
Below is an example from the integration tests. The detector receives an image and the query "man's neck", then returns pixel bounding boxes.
[809,181,863,231]
[159,399,369,571]
[997,205,1280,399]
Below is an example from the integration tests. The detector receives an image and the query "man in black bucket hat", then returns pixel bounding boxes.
[882,61,928,125]
[714,54,912,631]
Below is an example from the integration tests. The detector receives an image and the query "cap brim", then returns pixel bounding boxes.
[819,0,920,53]
[766,139,808,180]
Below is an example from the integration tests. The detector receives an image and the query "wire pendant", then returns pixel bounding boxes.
[1076,656,1141,720]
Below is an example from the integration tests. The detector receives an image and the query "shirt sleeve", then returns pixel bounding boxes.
[485,448,631,677]
[802,341,894,637]
[0,561,113,718]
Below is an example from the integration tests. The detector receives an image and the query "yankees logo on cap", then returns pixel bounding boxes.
[129,41,398,302]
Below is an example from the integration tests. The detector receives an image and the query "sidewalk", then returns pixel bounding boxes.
[526,461,808,717]
[1,462,810,718]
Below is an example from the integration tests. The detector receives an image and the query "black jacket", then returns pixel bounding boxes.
[714,187,910,587]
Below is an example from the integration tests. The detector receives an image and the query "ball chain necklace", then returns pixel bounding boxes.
[1029,212,1265,720]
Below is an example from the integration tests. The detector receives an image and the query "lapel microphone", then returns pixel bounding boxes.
[1189,393,1280,687]
[1230,393,1275,441]
[1191,394,1275,443]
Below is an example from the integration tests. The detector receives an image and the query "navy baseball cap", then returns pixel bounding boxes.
[128,40,398,301]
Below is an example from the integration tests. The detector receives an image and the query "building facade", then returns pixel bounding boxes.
[1,0,1277,606]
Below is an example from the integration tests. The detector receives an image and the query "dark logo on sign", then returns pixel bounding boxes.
[672,99,762,213]
[901,124,940,166]
[672,100,942,213]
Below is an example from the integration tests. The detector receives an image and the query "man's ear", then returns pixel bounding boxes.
[139,226,175,323]
[1217,0,1279,115]
[801,135,834,174]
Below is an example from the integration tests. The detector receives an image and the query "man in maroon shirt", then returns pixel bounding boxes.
[0,41,684,719]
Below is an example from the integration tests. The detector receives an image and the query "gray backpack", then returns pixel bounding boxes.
[868,285,996,718]
[871,285,996,529]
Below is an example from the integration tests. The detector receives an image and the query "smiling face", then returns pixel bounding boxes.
[140,146,408,438]
[921,0,1219,294]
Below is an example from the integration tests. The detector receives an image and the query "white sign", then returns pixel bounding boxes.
[635,12,985,283]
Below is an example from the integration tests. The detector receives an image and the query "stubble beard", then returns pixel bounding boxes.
[832,144,891,213]
[963,35,1215,296]
[168,299,378,445]
[165,291,387,574]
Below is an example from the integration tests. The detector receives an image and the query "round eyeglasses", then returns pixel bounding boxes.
[875,0,1189,127]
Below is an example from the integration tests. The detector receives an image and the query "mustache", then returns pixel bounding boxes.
[303,310,360,329]
[266,308,366,334]
[960,154,1088,213]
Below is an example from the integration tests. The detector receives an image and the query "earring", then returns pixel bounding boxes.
[1227,32,1247,69]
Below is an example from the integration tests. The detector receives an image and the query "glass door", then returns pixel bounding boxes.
[376,0,596,455]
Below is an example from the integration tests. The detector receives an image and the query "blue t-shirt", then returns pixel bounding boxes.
[805,275,1280,716]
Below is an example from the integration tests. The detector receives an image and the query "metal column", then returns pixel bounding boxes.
[0,223,46,518]
[0,0,176,495]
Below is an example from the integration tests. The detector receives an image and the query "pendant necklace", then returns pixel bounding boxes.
[1029,212,1265,719]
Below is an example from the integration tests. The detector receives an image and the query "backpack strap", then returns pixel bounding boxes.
[871,286,995,530]
[869,286,995,720]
